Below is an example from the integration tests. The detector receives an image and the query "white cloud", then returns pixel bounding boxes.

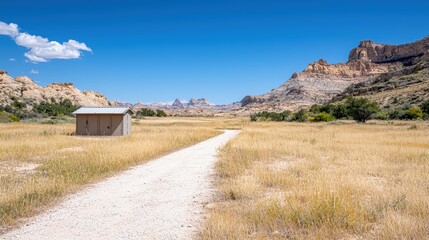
[0,20,92,63]
[30,69,39,74]
[9,58,15,61]
[0,22,19,37]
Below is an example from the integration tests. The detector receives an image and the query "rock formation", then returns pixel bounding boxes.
[0,71,109,108]
[241,36,429,111]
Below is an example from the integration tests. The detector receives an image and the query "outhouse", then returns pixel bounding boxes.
[72,107,133,136]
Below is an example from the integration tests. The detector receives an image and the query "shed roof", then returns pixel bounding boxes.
[72,107,132,115]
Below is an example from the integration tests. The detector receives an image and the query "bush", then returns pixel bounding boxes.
[136,108,156,117]
[403,106,423,120]
[292,109,308,122]
[374,110,389,120]
[332,104,348,119]
[250,114,258,122]
[311,112,334,122]
[8,115,20,122]
[388,108,406,119]
[420,100,429,114]
[309,105,322,114]
[33,98,79,117]
[250,110,292,122]
[0,112,20,123]
[345,97,380,123]
[156,109,167,117]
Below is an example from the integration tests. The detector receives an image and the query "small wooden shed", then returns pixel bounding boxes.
[72,107,133,136]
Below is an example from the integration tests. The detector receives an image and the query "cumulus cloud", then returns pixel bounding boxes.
[0,20,92,63]
[9,58,16,61]
[0,22,19,37]
[30,69,39,74]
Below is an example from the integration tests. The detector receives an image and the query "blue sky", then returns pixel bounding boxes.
[1,0,428,104]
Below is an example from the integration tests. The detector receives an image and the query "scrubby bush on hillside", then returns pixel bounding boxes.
[345,97,380,123]
[251,110,292,122]
[374,110,389,120]
[421,100,429,114]
[332,103,348,119]
[0,112,20,123]
[292,109,308,122]
[33,98,79,117]
[156,109,168,117]
[136,108,168,118]
[403,106,423,120]
[136,108,156,117]
[311,112,334,122]
[249,97,428,122]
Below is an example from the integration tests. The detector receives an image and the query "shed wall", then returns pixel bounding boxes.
[76,114,129,136]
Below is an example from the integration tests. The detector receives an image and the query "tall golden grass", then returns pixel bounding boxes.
[202,121,429,239]
[0,119,220,231]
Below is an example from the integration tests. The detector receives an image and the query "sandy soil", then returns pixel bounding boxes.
[1,130,239,240]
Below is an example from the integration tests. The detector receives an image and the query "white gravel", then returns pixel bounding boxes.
[1,130,239,240]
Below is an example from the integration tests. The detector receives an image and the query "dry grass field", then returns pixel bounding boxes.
[202,121,429,239]
[0,119,223,232]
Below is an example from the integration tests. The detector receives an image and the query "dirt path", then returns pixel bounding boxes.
[1,130,239,240]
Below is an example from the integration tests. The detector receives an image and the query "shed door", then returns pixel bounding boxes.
[87,115,99,135]
[99,115,112,135]
[77,115,87,135]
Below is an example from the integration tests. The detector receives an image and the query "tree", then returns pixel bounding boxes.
[156,109,167,117]
[332,103,348,119]
[345,97,379,123]
[136,108,156,117]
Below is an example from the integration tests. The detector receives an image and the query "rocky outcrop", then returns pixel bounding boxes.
[333,57,429,107]
[349,36,429,64]
[172,99,185,108]
[241,36,429,111]
[0,71,109,107]
[188,98,211,107]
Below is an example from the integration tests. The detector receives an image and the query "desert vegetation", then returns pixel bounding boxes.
[0,120,220,231]
[202,121,429,239]
[135,108,168,118]
[251,97,429,123]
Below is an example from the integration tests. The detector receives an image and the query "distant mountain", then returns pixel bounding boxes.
[241,36,429,111]
[0,70,109,108]
[113,97,241,116]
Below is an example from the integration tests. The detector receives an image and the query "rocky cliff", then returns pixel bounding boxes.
[0,71,109,107]
[333,56,429,107]
[241,36,429,111]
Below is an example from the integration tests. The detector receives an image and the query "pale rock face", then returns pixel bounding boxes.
[349,36,429,63]
[0,72,109,107]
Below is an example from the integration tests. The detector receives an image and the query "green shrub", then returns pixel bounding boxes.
[388,108,406,119]
[156,109,167,117]
[0,112,20,123]
[250,110,292,122]
[374,110,389,120]
[309,105,322,114]
[420,100,429,114]
[345,97,380,123]
[292,109,308,122]
[403,106,423,120]
[8,115,20,122]
[250,114,257,122]
[136,108,156,117]
[332,103,348,119]
[33,98,79,117]
[311,112,335,122]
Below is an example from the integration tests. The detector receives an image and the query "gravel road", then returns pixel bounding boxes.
[1,130,239,240]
